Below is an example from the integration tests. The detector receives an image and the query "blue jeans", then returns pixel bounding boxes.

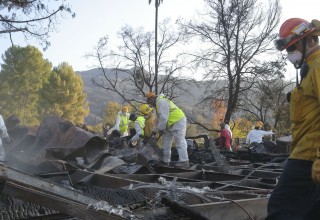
[266,159,320,220]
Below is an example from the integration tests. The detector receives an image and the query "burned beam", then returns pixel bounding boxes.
[0,164,129,220]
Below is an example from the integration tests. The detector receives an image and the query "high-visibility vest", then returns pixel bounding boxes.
[156,97,185,128]
[135,116,145,136]
[119,113,129,133]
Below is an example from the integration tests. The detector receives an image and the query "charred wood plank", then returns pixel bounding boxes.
[0,164,129,220]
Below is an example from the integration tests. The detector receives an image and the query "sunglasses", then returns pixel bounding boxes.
[286,44,297,52]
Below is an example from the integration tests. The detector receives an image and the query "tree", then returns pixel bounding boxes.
[231,117,252,138]
[240,76,293,134]
[102,101,134,127]
[88,20,189,108]
[148,0,164,94]
[39,63,89,124]
[0,0,75,49]
[180,0,281,123]
[0,45,52,125]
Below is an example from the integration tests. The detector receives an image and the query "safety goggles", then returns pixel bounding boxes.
[274,23,312,51]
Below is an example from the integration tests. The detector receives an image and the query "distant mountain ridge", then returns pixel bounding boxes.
[77,68,208,125]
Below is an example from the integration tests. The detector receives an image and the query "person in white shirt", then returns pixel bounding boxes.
[246,121,274,145]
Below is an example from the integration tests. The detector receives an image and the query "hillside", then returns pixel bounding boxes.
[77,68,209,125]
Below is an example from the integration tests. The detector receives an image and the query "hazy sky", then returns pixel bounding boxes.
[0,0,319,78]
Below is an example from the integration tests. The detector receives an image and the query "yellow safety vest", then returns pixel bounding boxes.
[156,97,185,128]
[119,113,129,133]
[135,116,145,136]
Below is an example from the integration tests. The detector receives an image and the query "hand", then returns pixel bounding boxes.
[3,136,12,144]
[312,159,320,184]
[151,131,157,136]
[143,139,148,145]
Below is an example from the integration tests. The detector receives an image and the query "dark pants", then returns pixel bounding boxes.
[266,159,320,220]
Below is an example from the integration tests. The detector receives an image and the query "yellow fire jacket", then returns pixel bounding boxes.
[290,49,320,161]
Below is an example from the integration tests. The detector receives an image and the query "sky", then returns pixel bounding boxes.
[0,0,319,78]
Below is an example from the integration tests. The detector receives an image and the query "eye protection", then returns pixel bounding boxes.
[274,23,312,51]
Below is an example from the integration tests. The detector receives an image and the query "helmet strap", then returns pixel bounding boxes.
[294,37,307,69]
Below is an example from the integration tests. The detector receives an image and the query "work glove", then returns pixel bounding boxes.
[158,130,164,136]
[312,149,320,184]
[3,136,12,144]
[127,140,134,148]
[151,131,157,137]
[312,159,320,184]
[142,139,148,145]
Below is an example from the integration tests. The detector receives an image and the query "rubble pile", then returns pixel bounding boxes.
[0,116,288,220]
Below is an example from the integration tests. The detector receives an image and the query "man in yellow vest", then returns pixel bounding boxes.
[113,106,130,137]
[146,92,189,168]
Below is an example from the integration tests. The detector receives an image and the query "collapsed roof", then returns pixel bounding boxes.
[0,115,288,220]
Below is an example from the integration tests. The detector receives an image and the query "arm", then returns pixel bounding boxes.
[114,113,121,130]
[0,115,8,139]
[154,99,170,132]
[130,122,143,142]
[263,130,274,136]
[246,131,251,144]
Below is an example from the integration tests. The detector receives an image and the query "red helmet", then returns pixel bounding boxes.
[274,18,315,51]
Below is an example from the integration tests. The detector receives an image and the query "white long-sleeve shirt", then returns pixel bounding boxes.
[130,121,143,142]
[246,129,274,144]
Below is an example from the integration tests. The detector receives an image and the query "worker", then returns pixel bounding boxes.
[219,123,232,151]
[127,112,145,147]
[111,106,130,137]
[102,124,110,138]
[266,18,320,219]
[139,104,155,139]
[146,92,189,168]
[0,113,9,162]
[246,121,273,146]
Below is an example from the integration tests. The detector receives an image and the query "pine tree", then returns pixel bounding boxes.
[0,45,52,125]
[102,101,121,127]
[39,63,89,124]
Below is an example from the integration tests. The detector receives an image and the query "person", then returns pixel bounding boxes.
[139,104,155,140]
[266,18,320,219]
[246,121,273,146]
[225,124,232,139]
[102,124,110,138]
[111,106,130,137]
[146,92,189,168]
[127,112,145,147]
[219,123,232,151]
[0,113,9,161]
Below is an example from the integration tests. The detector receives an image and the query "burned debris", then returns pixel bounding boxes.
[0,115,289,220]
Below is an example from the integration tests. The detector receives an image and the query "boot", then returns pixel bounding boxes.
[173,161,190,168]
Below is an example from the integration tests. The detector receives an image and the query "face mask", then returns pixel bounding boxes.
[287,50,303,65]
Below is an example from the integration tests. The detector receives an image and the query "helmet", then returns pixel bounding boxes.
[255,121,264,128]
[139,104,153,115]
[122,106,128,112]
[145,92,156,99]
[129,113,137,121]
[274,18,315,51]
